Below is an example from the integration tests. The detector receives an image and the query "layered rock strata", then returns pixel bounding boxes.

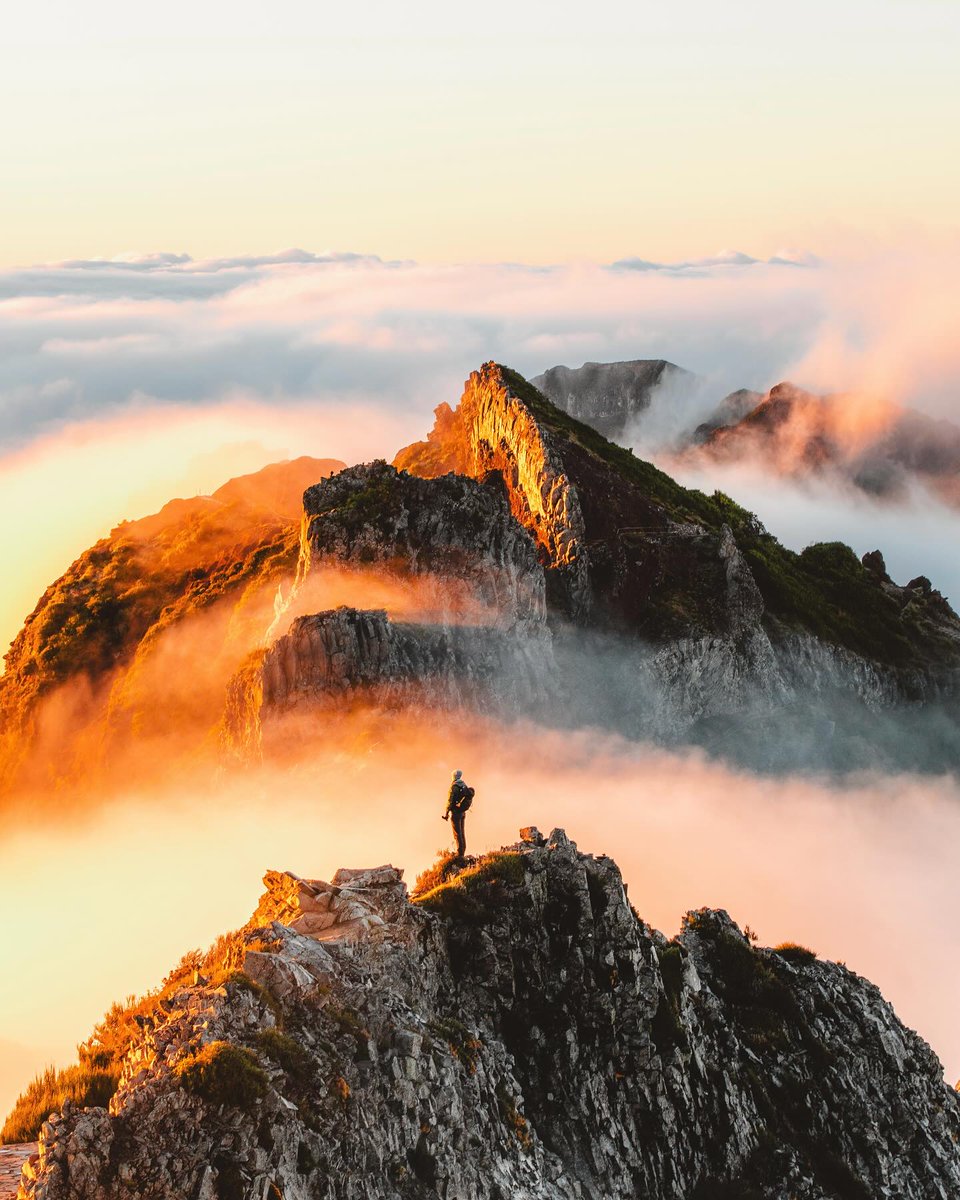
[223,606,555,758]
[18,831,960,1200]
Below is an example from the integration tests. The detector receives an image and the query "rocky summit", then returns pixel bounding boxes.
[16,831,960,1200]
[4,362,960,793]
[530,359,693,444]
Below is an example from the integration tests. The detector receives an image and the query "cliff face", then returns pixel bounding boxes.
[394,366,960,652]
[224,606,555,760]
[222,462,555,758]
[392,365,960,740]
[298,462,546,627]
[17,831,960,1200]
[395,363,758,635]
[395,366,591,620]
[6,363,960,790]
[530,359,693,444]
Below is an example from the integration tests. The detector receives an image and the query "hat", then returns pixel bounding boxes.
[452,769,462,780]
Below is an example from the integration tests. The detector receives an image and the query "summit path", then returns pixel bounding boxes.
[0,1143,34,1199]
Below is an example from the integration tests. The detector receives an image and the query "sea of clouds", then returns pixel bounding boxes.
[3,244,960,1115]
[3,242,960,653]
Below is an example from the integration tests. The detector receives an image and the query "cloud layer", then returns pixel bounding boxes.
[2,246,959,1125]
[3,244,959,652]
[2,721,959,1116]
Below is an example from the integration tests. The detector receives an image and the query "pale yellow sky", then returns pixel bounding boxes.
[0,1,957,266]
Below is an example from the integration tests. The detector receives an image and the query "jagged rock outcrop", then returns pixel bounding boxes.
[394,364,762,635]
[224,606,554,758]
[297,462,546,625]
[394,365,960,758]
[395,364,591,619]
[222,462,556,758]
[6,361,960,791]
[17,831,960,1199]
[531,359,693,444]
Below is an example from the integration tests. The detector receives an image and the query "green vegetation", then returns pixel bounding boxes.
[255,1029,311,1080]
[684,915,799,1038]
[0,934,272,1141]
[772,942,818,966]
[412,851,526,924]
[220,971,282,1021]
[316,468,401,534]
[324,1002,370,1049]
[499,364,952,667]
[411,850,462,897]
[658,943,685,1006]
[0,944,220,1141]
[176,1041,268,1112]
[428,1017,483,1075]
[1,1063,120,1144]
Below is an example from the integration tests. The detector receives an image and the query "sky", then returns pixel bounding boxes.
[1,1,959,266]
[1,0,960,1139]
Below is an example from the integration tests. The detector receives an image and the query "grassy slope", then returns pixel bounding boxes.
[499,366,957,668]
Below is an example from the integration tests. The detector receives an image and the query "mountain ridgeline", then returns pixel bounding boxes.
[531,358,960,508]
[3,364,960,796]
[10,832,960,1199]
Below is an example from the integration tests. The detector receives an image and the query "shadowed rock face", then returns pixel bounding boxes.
[299,461,546,625]
[6,363,960,790]
[395,364,591,620]
[221,461,556,759]
[531,359,693,444]
[223,605,555,759]
[395,363,757,634]
[17,831,960,1200]
[387,364,960,769]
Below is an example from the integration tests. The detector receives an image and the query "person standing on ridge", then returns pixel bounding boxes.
[443,769,474,859]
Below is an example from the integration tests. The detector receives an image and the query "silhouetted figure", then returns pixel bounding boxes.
[443,769,474,859]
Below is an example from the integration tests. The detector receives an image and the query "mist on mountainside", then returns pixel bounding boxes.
[4,342,960,1156]
[3,711,960,1124]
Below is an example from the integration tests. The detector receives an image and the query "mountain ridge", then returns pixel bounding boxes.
[7,829,960,1198]
[4,363,960,795]
[531,356,960,509]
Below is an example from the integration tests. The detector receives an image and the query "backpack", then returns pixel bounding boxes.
[458,785,475,811]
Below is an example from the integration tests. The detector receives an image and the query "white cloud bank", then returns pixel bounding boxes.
[3,242,959,647]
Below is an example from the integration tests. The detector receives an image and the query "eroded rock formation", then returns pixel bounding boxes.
[298,461,546,626]
[222,461,556,758]
[17,831,960,1199]
[531,358,693,444]
[6,361,960,790]
[395,364,591,619]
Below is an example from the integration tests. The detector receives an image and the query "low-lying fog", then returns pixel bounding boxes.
[2,718,958,1116]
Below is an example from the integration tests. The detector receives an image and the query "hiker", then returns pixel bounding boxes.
[443,769,474,858]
